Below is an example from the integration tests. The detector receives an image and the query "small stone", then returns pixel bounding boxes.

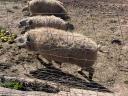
[111,39,122,45]
[5,31,11,35]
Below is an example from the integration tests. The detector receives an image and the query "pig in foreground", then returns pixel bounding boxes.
[15,27,98,81]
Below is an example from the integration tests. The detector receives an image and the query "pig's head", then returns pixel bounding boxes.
[18,19,33,34]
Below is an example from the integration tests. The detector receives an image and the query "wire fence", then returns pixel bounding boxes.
[0,0,128,96]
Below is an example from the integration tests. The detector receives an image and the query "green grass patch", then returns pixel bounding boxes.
[0,27,17,44]
[0,81,23,90]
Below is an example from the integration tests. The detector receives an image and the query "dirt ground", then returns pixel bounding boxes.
[0,0,128,95]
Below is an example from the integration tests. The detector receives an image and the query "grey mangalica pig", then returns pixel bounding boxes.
[15,28,98,81]
[22,0,70,20]
[18,15,74,33]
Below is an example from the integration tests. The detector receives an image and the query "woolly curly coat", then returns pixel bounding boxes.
[18,15,74,33]
[22,0,70,20]
[15,27,98,80]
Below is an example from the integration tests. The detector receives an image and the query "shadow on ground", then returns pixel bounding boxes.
[30,65,112,93]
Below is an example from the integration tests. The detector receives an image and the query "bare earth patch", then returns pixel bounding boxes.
[0,0,128,95]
